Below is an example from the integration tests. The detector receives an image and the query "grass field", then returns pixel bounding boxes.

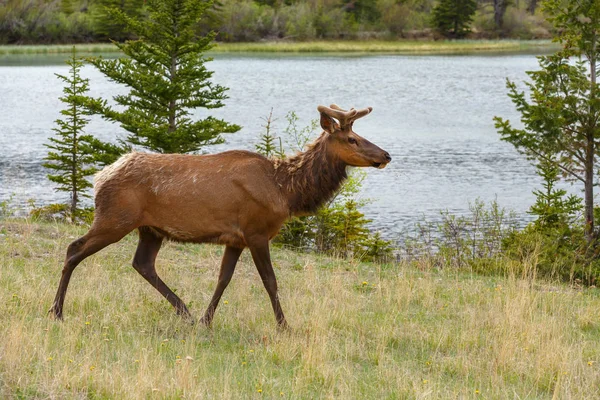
[1,220,599,399]
[0,40,559,56]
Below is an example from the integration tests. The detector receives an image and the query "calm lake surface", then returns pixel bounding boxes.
[0,52,559,236]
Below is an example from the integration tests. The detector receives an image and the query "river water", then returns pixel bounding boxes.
[0,52,560,236]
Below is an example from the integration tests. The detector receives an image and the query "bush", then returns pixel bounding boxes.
[377,0,412,36]
[29,202,94,224]
[501,7,552,39]
[402,199,519,269]
[283,3,317,40]
[501,160,598,285]
[502,224,600,285]
[217,0,278,42]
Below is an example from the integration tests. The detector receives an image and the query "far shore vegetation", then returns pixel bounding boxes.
[0,39,559,56]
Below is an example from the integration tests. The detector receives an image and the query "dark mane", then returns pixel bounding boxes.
[274,133,348,215]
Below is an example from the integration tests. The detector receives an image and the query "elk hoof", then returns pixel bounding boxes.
[48,307,63,321]
[277,321,291,332]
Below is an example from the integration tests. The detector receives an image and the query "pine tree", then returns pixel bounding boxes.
[432,0,477,38]
[88,0,240,156]
[529,159,581,229]
[44,47,99,222]
[494,0,600,243]
[255,109,285,159]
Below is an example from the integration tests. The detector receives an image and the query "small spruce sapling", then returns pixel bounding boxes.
[529,159,582,230]
[432,0,477,38]
[44,48,99,222]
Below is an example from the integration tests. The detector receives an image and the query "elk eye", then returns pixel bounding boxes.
[348,137,358,145]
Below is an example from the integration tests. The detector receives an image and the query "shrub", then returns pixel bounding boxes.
[217,0,277,42]
[283,3,317,40]
[402,199,519,269]
[377,0,412,36]
[502,159,598,285]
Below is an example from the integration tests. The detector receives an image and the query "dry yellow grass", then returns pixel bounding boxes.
[1,220,599,399]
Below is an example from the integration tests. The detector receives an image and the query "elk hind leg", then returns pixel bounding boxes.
[132,227,192,319]
[50,227,130,320]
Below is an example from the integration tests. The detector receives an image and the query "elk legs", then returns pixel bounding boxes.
[200,245,243,326]
[249,242,289,329]
[50,229,129,319]
[132,227,192,319]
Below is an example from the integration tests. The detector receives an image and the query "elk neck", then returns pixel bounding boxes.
[274,133,348,216]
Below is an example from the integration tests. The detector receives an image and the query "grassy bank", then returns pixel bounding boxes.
[1,220,599,399]
[0,40,559,56]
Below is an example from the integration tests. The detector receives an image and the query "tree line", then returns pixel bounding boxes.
[1,0,553,44]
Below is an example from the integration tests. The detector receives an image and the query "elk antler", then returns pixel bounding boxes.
[319,104,373,128]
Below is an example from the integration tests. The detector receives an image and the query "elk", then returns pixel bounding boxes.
[49,104,392,329]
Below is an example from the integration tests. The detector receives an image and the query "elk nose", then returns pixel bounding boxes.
[383,152,392,162]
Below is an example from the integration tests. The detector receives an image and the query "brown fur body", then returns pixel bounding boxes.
[49,105,391,328]
[94,150,289,248]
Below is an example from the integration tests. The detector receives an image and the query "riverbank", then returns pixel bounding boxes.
[0,40,559,56]
[1,219,599,398]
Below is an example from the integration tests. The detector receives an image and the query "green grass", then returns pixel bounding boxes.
[1,219,599,399]
[0,40,560,56]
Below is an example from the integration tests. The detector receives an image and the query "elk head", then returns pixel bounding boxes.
[318,104,391,169]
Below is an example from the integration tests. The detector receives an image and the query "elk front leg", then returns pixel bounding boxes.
[249,242,289,329]
[200,245,243,326]
[132,227,192,320]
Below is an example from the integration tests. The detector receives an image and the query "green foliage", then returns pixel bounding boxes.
[87,0,240,155]
[503,222,600,285]
[528,159,582,229]
[0,0,558,43]
[29,202,95,224]
[0,195,16,218]
[89,0,146,42]
[255,109,285,158]
[501,153,597,285]
[254,110,394,262]
[494,0,600,243]
[403,199,519,268]
[341,0,381,23]
[0,0,92,44]
[216,0,279,41]
[43,47,99,223]
[432,0,477,38]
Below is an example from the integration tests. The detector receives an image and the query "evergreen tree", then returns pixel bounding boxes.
[494,0,600,244]
[255,109,285,159]
[91,0,146,41]
[432,0,477,38]
[341,0,381,23]
[529,159,581,229]
[44,48,99,222]
[88,0,240,156]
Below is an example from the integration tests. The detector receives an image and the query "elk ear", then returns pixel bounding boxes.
[320,112,337,134]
